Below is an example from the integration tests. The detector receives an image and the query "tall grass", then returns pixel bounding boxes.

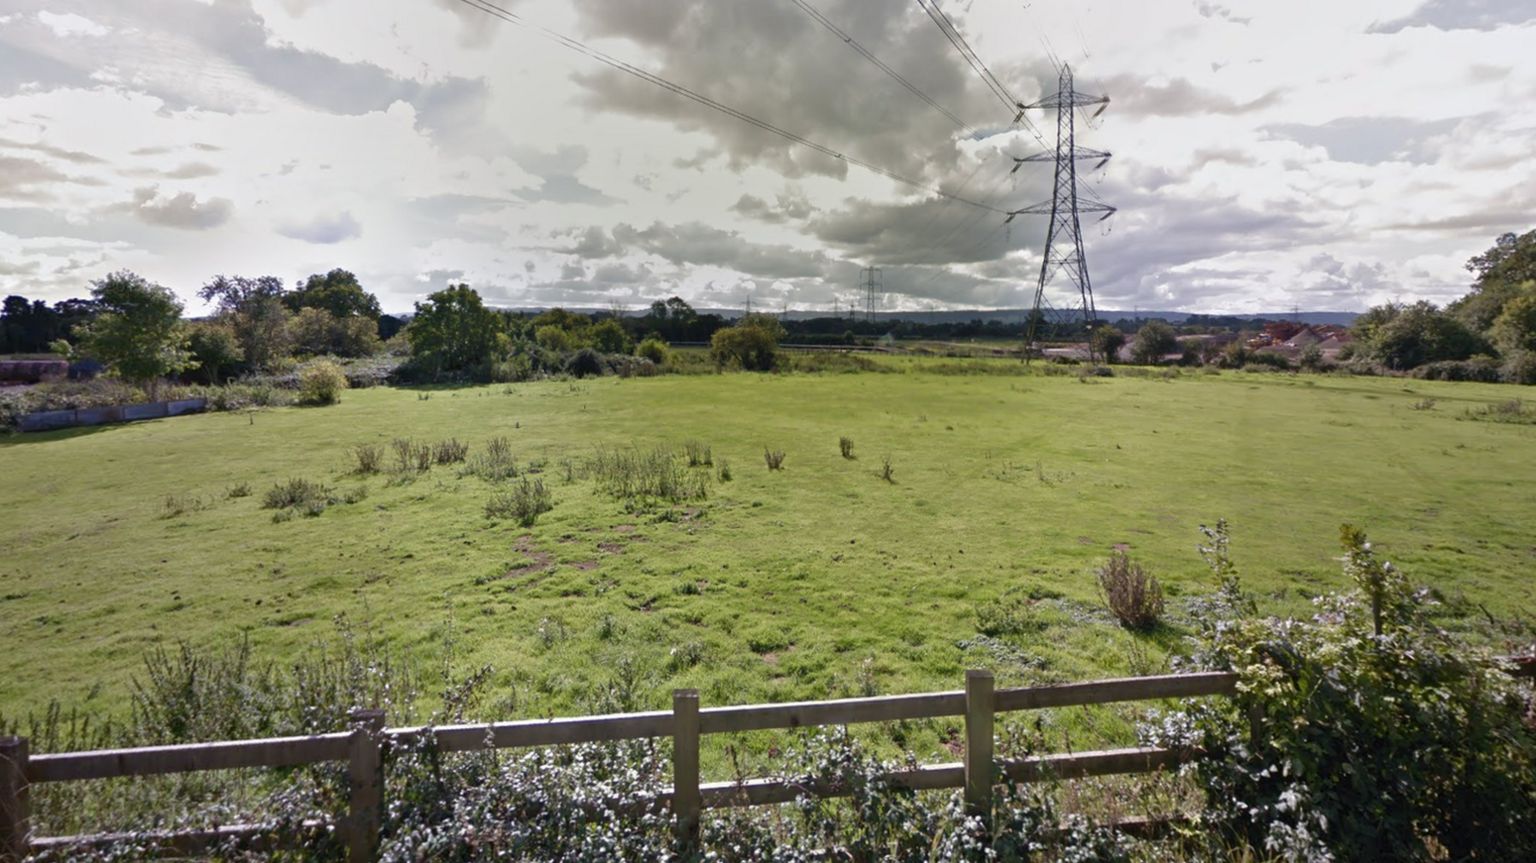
[589,446,709,505]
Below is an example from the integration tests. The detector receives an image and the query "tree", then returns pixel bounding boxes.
[1450,230,1536,332]
[77,271,194,392]
[199,275,291,370]
[186,320,243,384]
[710,313,785,371]
[284,269,381,320]
[1089,325,1126,363]
[1130,320,1178,364]
[408,284,501,374]
[1366,300,1484,370]
[590,318,632,354]
[1490,284,1536,357]
[287,308,380,357]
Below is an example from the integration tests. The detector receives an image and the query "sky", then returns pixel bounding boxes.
[0,0,1533,316]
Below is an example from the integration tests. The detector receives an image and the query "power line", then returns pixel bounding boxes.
[449,0,1007,214]
[915,0,1017,112]
[787,0,975,136]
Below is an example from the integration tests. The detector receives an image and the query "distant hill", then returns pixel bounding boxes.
[484,306,1359,327]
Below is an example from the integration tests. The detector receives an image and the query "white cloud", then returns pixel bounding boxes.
[36,11,109,39]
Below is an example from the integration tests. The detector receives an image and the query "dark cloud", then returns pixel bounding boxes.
[1264,116,1461,164]
[730,187,816,224]
[808,189,1029,266]
[0,156,68,202]
[1098,75,1283,116]
[1369,0,1536,34]
[514,145,619,205]
[123,187,234,230]
[611,221,830,279]
[0,135,103,165]
[557,225,624,259]
[277,211,361,244]
[1384,208,1536,234]
[569,0,1004,180]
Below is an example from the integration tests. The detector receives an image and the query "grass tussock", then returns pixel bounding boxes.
[764,448,786,471]
[465,436,517,481]
[484,478,553,526]
[589,446,709,505]
[839,436,855,459]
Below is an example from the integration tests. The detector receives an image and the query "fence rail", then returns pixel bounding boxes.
[2,660,1531,862]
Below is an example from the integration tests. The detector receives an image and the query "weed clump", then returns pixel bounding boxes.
[262,478,332,511]
[484,478,553,527]
[974,591,1045,636]
[391,438,431,473]
[352,443,383,475]
[716,458,732,482]
[763,448,786,471]
[683,439,712,467]
[878,455,895,483]
[1096,550,1163,629]
[465,436,517,481]
[589,446,708,506]
[839,436,855,459]
[225,483,251,499]
[433,438,469,465]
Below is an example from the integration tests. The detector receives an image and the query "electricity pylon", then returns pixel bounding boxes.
[1008,64,1115,361]
[861,266,882,324]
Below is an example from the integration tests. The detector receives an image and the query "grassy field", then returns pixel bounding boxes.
[2,360,1533,765]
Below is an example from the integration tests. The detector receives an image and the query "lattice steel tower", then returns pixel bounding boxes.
[1008,64,1115,359]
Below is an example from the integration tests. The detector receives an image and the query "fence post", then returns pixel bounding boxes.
[964,669,995,818]
[346,709,385,863]
[672,689,701,858]
[0,737,28,863]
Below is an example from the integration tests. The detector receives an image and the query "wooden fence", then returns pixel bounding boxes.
[2,660,1532,862]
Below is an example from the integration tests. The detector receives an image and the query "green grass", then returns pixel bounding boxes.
[3,362,1533,769]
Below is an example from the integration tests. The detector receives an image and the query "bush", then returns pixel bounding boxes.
[710,313,785,371]
[261,477,331,510]
[432,438,468,465]
[566,348,604,378]
[353,443,383,475]
[1411,356,1502,382]
[1148,526,1536,862]
[1243,350,1293,371]
[1096,550,1163,629]
[391,437,432,472]
[1503,350,1536,385]
[297,359,348,405]
[635,337,670,366]
[839,436,854,459]
[484,478,553,526]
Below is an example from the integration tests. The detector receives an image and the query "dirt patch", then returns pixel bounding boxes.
[762,652,780,667]
[572,560,599,571]
[504,535,553,580]
[614,524,638,533]
[598,542,625,554]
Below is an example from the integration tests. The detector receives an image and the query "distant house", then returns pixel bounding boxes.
[1315,332,1353,358]
[1285,328,1323,349]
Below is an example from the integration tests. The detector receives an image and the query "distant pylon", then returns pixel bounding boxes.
[861,266,882,324]
[1008,64,1115,361]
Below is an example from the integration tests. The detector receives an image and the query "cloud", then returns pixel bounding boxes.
[1369,0,1536,34]
[0,156,68,202]
[1099,75,1283,116]
[569,0,995,179]
[277,211,362,244]
[36,11,109,39]
[124,187,234,230]
[514,145,619,205]
[730,187,816,224]
[0,135,103,165]
[611,221,830,279]
[1264,116,1461,164]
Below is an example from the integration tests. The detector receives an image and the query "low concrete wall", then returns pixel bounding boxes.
[16,398,207,433]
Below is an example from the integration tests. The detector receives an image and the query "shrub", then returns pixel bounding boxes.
[1412,356,1503,382]
[297,359,348,405]
[432,438,469,465]
[352,443,383,475]
[565,348,604,379]
[710,313,785,371]
[763,448,786,470]
[1096,550,1163,629]
[391,437,431,472]
[225,482,251,499]
[839,436,854,459]
[716,458,732,482]
[261,477,331,510]
[1503,350,1536,385]
[635,337,670,366]
[484,477,553,526]
[1148,526,1536,862]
